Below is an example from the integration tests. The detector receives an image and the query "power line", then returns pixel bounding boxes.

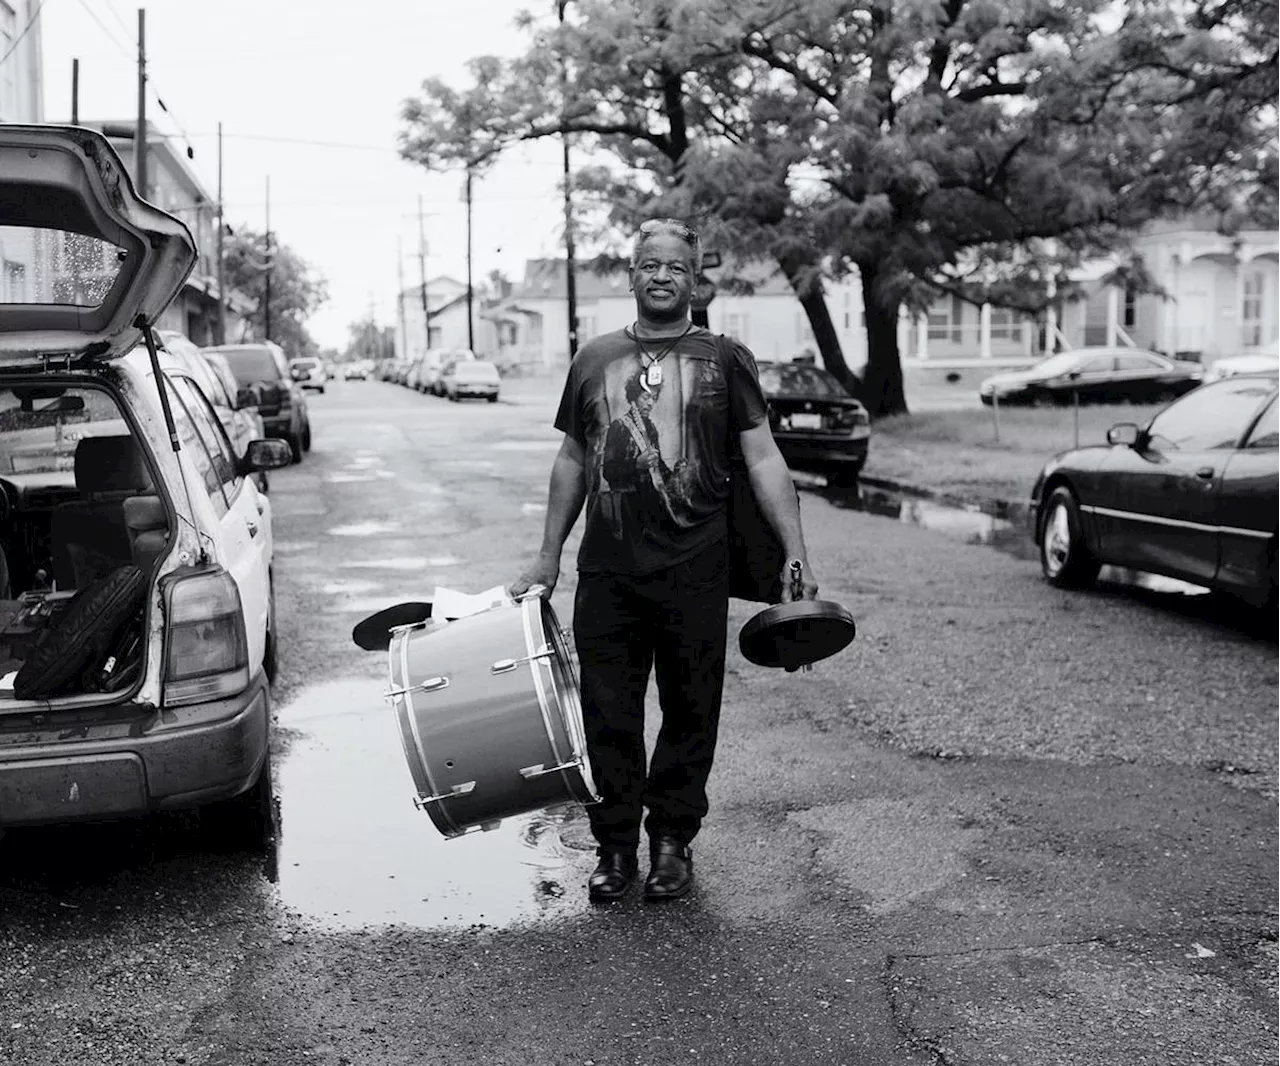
[73,0,132,59]
[0,0,51,68]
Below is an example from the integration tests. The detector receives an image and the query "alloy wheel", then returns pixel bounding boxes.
[1042,502,1072,578]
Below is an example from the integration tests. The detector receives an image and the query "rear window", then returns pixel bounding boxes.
[0,227,120,308]
[454,360,499,381]
[217,347,282,386]
[291,359,320,370]
[0,385,128,477]
[757,364,846,397]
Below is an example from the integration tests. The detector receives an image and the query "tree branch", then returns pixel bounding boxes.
[741,34,841,105]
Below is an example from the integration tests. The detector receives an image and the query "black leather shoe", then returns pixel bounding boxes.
[643,837,693,901]
[588,850,638,901]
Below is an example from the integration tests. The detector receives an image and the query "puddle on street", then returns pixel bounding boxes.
[489,439,561,452]
[275,540,321,553]
[326,473,378,484]
[521,502,547,514]
[271,679,590,930]
[340,556,461,571]
[328,521,402,537]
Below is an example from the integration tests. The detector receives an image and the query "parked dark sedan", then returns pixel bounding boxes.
[757,361,870,486]
[1028,374,1277,608]
[980,348,1204,406]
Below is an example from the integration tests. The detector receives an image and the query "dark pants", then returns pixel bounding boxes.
[573,540,730,853]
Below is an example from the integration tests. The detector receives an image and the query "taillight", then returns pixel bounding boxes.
[163,568,249,707]
[832,406,869,429]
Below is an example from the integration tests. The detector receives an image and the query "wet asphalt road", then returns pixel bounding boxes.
[0,376,1275,1066]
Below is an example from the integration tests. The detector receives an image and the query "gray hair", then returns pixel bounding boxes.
[630,218,702,273]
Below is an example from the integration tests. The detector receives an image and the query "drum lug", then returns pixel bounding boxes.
[412,780,476,809]
[490,644,555,675]
[519,760,581,780]
[386,675,450,698]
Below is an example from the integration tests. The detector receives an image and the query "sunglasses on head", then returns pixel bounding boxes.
[638,218,699,245]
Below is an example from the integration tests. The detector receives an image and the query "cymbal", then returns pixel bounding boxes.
[351,601,434,651]
[738,598,856,671]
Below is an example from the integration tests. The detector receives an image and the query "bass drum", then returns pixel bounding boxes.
[386,593,598,838]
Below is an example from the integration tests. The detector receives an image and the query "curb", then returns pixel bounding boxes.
[856,473,1032,525]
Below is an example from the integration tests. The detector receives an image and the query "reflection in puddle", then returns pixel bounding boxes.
[521,502,547,514]
[326,473,378,484]
[318,578,383,596]
[328,521,402,537]
[490,439,561,451]
[821,484,1035,559]
[276,540,321,553]
[272,680,589,930]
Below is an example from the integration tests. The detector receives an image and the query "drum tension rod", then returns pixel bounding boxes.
[490,643,555,675]
[412,780,476,809]
[385,676,450,698]
[519,760,581,780]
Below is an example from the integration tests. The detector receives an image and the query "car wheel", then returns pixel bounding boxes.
[264,576,278,685]
[487,394,498,403]
[302,422,312,452]
[289,430,304,464]
[825,465,861,489]
[1039,486,1101,589]
[203,752,278,854]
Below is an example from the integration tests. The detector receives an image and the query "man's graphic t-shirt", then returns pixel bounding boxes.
[555,326,769,576]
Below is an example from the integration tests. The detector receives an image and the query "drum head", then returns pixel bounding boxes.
[353,601,433,651]
[738,599,856,670]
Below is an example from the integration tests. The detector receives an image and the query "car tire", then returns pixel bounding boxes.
[1039,486,1101,589]
[204,752,278,855]
[302,422,312,453]
[825,465,861,489]
[263,575,279,685]
[289,430,304,464]
[487,394,498,403]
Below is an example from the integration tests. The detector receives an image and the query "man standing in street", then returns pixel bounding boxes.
[510,218,819,902]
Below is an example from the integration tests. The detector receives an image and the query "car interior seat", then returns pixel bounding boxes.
[50,436,156,590]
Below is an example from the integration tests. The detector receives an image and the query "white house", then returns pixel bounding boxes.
[395,275,473,359]
[0,0,42,125]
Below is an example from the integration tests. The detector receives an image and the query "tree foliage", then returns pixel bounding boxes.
[223,227,329,360]
[344,315,396,363]
[399,0,1276,416]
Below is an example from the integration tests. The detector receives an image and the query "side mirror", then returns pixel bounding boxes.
[240,438,293,473]
[1106,422,1141,447]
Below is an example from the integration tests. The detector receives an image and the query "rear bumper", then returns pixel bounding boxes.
[452,384,499,397]
[0,673,270,826]
[776,434,868,469]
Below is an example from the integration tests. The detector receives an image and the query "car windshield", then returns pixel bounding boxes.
[0,226,122,308]
[0,385,128,476]
[454,361,498,379]
[217,347,281,385]
[757,364,846,397]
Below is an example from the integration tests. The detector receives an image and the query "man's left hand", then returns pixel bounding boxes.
[779,559,819,603]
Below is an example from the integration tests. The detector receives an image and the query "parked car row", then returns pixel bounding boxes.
[385,348,504,402]
[0,125,297,849]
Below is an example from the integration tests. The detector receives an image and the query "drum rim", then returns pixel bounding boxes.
[522,597,600,804]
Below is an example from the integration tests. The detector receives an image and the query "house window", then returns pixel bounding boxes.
[725,313,747,341]
[1243,272,1264,347]
[989,307,1018,341]
[927,295,963,343]
[1123,285,1137,328]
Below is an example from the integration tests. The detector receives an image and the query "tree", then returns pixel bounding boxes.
[344,315,395,363]
[223,227,329,360]
[400,0,1276,415]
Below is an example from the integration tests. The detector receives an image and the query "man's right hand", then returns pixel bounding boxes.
[508,552,560,601]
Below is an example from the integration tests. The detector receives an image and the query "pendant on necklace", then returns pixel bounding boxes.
[646,363,663,387]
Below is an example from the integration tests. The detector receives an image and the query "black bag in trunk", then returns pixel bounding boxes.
[14,565,148,699]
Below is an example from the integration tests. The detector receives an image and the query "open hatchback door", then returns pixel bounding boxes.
[0,124,196,362]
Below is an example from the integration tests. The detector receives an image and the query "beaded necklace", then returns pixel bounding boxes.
[629,321,693,391]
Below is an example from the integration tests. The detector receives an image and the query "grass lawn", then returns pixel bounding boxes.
[863,401,1165,506]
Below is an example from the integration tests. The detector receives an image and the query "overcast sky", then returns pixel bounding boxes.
[42,0,571,348]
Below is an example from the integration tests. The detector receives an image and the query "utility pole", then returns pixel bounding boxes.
[263,176,272,343]
[465,169,475,351]
[397,236,408,361]
[135,9,147,199]
[214,122,227,345]
[558,0,578,360]
[417,193,429,353]
[71,59,79,124]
